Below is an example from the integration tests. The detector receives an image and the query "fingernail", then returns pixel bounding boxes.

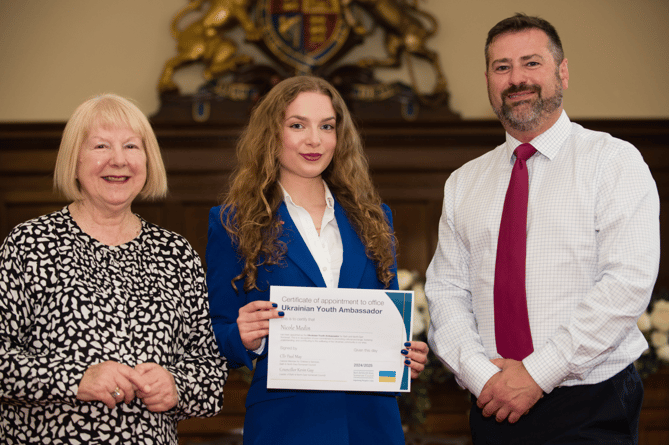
[405,359,411,365]
[401,349,408,355]
[278,311,285,316]
[404,342,411,347]
[272,303,278,308]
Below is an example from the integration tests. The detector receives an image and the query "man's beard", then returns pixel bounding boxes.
[490,77,563,132]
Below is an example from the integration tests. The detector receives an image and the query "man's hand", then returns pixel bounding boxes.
[477,358,543,423]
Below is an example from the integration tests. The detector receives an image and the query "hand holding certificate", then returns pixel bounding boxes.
[267,286,414,392]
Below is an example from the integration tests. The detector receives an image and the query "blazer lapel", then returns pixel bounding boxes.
[279,203,327,287]
[334,199,367,288]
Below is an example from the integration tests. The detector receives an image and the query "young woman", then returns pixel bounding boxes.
[206,76,428,445]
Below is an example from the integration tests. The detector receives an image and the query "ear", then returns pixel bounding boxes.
[559,58,569,89]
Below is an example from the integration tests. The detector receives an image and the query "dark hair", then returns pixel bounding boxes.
[485,13,564,67]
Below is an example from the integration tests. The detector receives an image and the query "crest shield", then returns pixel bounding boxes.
[260,0,350,74]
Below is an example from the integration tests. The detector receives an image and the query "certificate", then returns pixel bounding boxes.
[267,285,414,392]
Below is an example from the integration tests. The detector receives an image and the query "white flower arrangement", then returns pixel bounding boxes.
[636,294,669,377]
[649,300,669,332]
[396,269,453,430]
[397,269,430,338]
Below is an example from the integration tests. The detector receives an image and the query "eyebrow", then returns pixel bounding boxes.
[491,54,545,66]
[285,115,336,123]
[88,135,142,144]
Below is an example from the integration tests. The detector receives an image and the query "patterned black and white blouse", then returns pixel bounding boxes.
[0,207,227,444]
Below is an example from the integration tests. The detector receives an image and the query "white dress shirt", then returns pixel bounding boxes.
[280,181,343,288]
[425,111,660,397]
[253,182,344,354]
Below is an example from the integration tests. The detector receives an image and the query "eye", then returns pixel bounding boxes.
[321,123,335,131]
[288,122,304,129]
[125,143,140,149]
[527,61,540,67]
[494,65,510,72]
[95,143,108,149]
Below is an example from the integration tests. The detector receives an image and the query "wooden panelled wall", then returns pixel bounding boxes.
[1,119,668,444]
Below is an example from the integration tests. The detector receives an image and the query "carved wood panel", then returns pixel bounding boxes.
[1,120,668,443]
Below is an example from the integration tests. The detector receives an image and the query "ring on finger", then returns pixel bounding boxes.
[110,387,121,399]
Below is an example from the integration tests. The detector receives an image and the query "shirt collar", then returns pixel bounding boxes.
[505,110,571,162]
[279,180,335,209]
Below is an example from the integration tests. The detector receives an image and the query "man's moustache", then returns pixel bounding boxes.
[503,84,541,99]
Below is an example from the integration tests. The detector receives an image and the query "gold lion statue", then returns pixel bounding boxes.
[342,0,447,98]
[158,0,262,93]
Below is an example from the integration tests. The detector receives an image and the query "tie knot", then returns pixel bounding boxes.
[515,143,537,161]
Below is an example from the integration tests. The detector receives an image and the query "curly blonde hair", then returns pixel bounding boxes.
[221,76,396,292]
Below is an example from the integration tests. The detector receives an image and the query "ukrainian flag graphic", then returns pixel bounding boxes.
[378,371,396,383]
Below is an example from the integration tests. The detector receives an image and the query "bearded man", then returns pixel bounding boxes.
[425,13,659,445]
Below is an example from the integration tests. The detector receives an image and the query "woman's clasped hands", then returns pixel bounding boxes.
[77,360,178,411]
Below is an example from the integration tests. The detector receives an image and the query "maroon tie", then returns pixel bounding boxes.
[494,143,536,361]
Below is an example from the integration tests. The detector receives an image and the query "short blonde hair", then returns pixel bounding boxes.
[53,93,167,201]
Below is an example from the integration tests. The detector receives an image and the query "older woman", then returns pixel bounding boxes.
[0,94,227,444]
[206,76,428,445]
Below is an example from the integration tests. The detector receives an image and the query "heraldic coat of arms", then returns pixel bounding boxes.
[155,0,458,122]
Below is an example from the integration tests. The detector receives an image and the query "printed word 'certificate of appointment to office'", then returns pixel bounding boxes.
[267,286,414,392]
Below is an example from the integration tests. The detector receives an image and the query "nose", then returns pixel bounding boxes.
[306,127,321,146]
[508,67,528,86]
[109,145,127,166]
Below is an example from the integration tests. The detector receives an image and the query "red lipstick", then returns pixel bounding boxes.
[301,153,322,161]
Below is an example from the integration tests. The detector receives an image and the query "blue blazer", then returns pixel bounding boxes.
[206,199,403,444]
[206,199,399,408]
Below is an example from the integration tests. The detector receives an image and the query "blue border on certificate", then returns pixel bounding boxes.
[386,291,413,391]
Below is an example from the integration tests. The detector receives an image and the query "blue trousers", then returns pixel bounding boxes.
[469,364,643,444]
